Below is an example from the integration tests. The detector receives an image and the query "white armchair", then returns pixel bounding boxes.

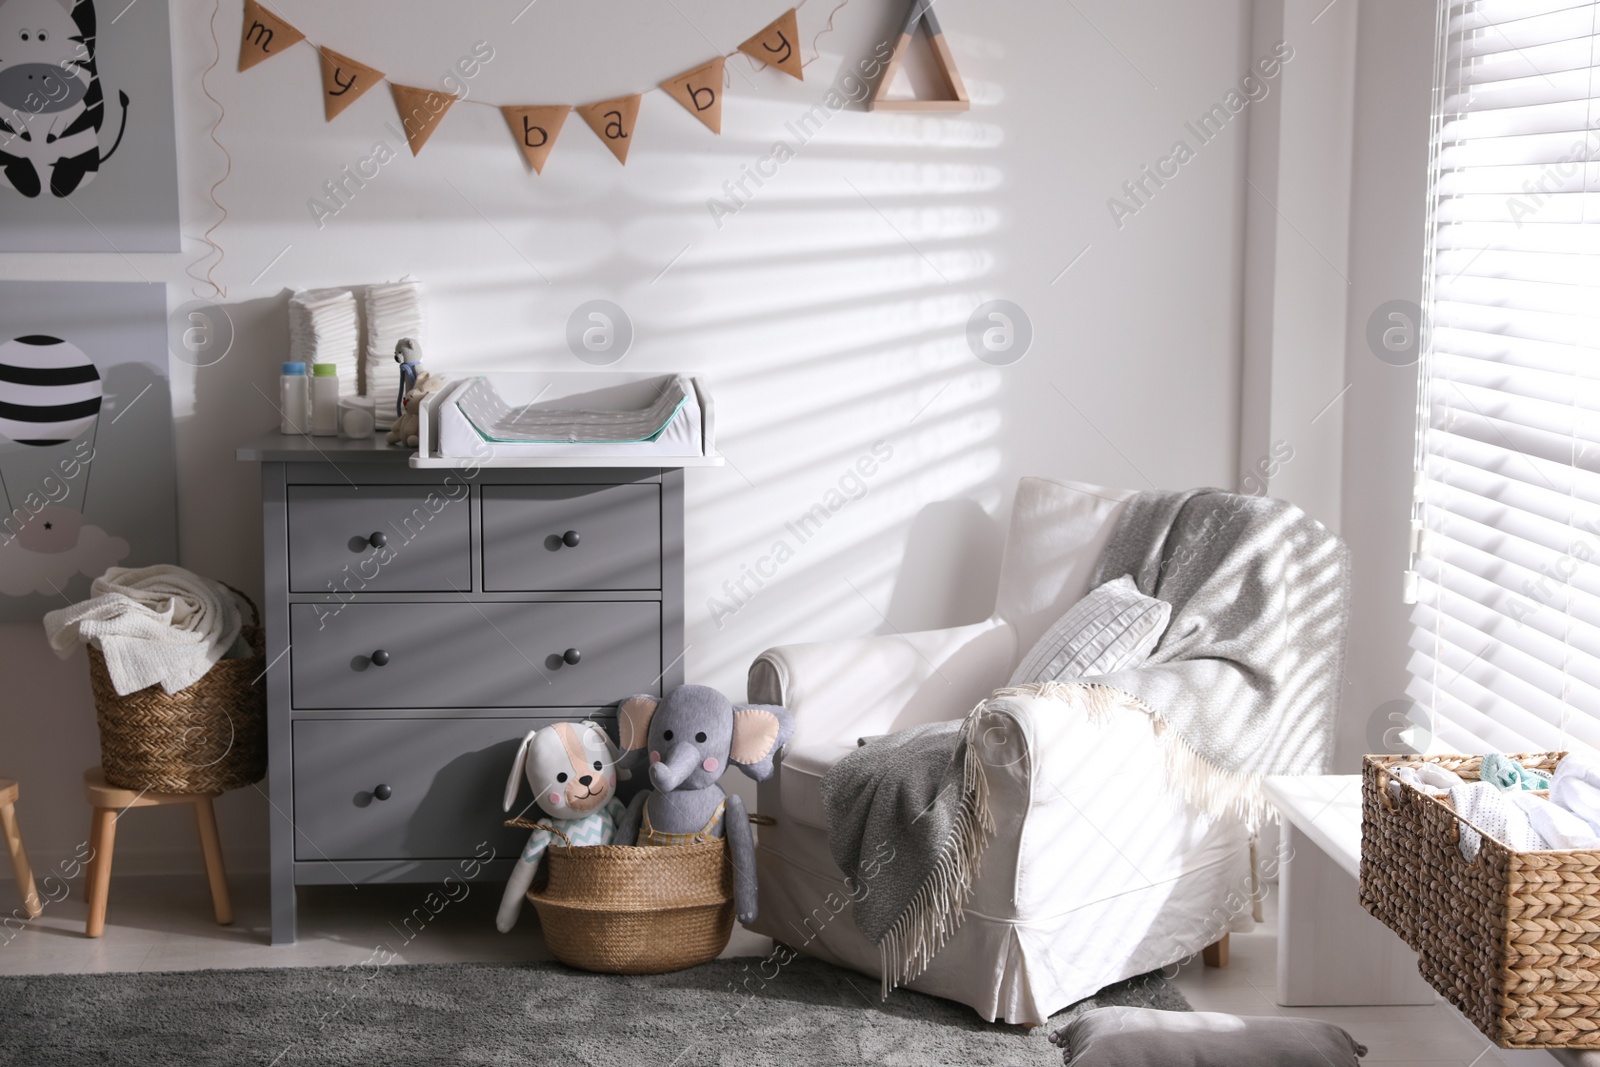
[745,477,1255,1025]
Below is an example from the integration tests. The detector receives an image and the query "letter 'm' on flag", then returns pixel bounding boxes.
[389,84,456,156]
[500,105,571,174]
[738,8,803,81]
[661,57,725,134]
[318,48,384,121]
[238,0,304,71]
[577,94,643,165]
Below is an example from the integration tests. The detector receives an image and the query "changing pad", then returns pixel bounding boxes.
[417,371,718,467]
[455,374,690,443]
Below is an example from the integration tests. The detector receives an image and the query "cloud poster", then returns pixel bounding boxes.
[0,281,176,621]
[0,0,179,251]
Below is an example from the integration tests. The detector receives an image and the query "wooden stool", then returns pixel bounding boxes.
[0,779,42,918]
[82,768,232,938]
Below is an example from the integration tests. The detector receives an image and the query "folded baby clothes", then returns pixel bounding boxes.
[1551,750,1600,835]
[43,564,248,695]
[1448,781,1547,861]
[1480,752,1552,791]
[1516,790,1600,850]
[1388,762,1466,799]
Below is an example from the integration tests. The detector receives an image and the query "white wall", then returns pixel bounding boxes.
[1333,0,1434,770]
[1,0,1260,878]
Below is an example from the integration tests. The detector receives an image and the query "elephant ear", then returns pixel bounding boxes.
[729,703,795,782]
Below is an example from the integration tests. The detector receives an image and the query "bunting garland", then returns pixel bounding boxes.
[237,2,819,172]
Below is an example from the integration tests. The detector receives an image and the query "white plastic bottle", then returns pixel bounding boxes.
[279,362,310,434]
[311,363,340,436]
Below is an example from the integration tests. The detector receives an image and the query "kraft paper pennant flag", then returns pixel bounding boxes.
[238,0,304,72]
[577,94,642,165]
[501,106,571,174]
[318,48,384,121]
[661,57,725,134]
[738,8,803,81]
[390,84,456,156]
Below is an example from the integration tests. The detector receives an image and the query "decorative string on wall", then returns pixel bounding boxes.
[189,0,232,299]
[237,0,825,171]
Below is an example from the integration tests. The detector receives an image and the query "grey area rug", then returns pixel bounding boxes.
[0,957,1187,1066]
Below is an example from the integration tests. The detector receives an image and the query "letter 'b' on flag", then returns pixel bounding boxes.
[238,0,304,71]
[661,57,724,134]
[501,105,571,174]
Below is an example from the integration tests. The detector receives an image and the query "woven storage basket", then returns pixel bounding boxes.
[510,818,733,975]
[1360,751,1600,1049]
[87,585,268,794]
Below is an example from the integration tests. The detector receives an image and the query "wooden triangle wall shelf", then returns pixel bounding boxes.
[868,0,970,112]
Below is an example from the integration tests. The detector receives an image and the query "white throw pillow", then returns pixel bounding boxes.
[1006,574,1170,687]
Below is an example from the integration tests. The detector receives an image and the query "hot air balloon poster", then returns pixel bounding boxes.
[0,281,176,621]
[0,0,179,252]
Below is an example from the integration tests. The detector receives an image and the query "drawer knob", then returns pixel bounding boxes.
[371,649,391,667]
[561,530,581,548]
[563,648,582,666]
[368,531,388,549]
[373,784,392,801]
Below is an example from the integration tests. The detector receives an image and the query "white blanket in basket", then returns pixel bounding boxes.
[43,565,248,696]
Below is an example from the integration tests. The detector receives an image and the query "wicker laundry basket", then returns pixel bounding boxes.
[509,817,734,975]
[1360,751,1600,1049]
[86,585,268,794]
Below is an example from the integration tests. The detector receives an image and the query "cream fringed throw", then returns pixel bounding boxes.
[819,709,995,998]
[1086,487,1351,826]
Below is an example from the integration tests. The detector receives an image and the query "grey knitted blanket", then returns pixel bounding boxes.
[819,716,993,997]
[1088,488,1350,792]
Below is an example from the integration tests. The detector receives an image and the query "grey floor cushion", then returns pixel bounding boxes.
[1049,1005,1368,1066]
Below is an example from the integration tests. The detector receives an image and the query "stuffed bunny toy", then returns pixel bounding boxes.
[496,720,626,933]
[386,368,445,448]
[613,685,794,924]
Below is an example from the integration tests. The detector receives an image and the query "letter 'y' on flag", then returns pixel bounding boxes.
[738,9,803,81]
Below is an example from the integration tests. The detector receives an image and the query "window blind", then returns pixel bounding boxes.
[1407,0,1600,755]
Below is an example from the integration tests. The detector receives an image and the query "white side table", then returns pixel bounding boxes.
[1264,774,1437,1006]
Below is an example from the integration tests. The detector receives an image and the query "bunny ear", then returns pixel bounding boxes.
[503,730,537,812]
[618,695,659,752]
[729,703,795,782]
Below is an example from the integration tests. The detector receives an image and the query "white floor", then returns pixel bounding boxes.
[0,873,1547,1064]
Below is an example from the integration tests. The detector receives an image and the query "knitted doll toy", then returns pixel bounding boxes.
[496,721,627,933]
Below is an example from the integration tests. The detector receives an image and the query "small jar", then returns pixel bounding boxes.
[339,396,375,440]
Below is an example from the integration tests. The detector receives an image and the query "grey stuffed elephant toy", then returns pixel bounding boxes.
[613,684,794,924]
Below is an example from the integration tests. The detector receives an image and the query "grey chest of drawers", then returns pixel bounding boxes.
[237,436,685,944]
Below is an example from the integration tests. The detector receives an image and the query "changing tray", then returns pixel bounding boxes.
[412,371,721,469]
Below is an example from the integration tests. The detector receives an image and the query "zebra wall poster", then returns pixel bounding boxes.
[0,0,178,251]
[0,282,177,622]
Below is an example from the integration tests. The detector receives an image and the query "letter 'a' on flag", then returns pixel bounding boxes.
[390,84,456,156]
[577,94,643,164]
[238,0,304,72]
[661,57,725,134]
[739,8,803,81]
[500,105,571,174]
[318,48,384,121]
